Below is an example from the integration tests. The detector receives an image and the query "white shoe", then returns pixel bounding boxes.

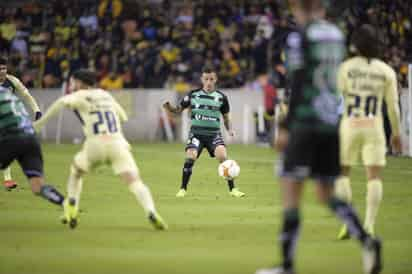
[363,237,382,274]
[255,266,294,274]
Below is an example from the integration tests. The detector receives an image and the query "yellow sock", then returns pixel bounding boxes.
[4,167,12,181]
[364,179,383,234]
[67,166,83,208]
[334,176,352,203]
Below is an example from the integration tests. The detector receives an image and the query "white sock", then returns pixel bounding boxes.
[67,166,83,207]
[128,181,156,215]
[364,179,383,233]
[335,176,352,203]
[4,167,12,181]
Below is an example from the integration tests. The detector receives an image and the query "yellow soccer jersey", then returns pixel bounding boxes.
[34,89,128,139]
[337,56,401,135]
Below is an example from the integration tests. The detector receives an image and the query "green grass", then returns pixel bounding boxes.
[0,143,411,274]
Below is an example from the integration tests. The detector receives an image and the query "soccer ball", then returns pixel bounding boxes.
[218,160,240,179]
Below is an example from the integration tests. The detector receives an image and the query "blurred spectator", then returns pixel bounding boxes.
[0,0,410,89]
[100,71,124,90]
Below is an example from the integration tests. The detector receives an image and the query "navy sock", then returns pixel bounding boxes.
[39,185,65,206]
[181,159,195,190]
[329,196,368,243]
[280,208,300,271]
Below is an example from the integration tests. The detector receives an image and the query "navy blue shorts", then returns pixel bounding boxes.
[0,135,44,178]
[185,132,225,158]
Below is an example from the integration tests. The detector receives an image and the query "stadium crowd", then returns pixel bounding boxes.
[0,0,411,90]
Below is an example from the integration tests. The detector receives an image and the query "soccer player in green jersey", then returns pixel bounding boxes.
[163,65,245,198]
[256,1,381,274]
[0,85,65,209]
[0,56,42,190]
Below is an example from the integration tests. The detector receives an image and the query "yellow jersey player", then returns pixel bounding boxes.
[34,69,167,230]
[335,25,401,239]
[0,56,42,190]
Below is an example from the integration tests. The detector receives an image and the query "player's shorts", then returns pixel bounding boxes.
[185,132,225,158]
[0,135,43,178]
[278,128,340,183]
[340,118,386,166]
[73,136,139,175]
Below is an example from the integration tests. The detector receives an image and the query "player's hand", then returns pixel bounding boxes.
[163,102,172,111]
[35,111,42,121]
[274,128,289,152]
[390,135,402,154]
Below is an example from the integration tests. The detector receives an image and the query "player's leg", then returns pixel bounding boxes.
[362,133,385,236]
[17,137,64,206]
[177,133,201,197]
[176,148,198,197]
[256,178,304,274]
[315,132,382,274]
[335,166,353,239]
[364,165,383,236]
[112,145,167,230]
[214,145,244,197]
[336,121,360,239]
[3,167,17,190]
[256,130,310,274]
[315,182,382,274]
[62,149,90,228]
[119,170,167,230]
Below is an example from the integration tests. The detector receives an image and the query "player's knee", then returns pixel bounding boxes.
[186,149,198,160]
[29,177,43,194]
[71,165,84,178]
[120,170,139,185]
[214,146,227,162]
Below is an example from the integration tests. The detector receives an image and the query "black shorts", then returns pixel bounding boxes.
[278,128,340,183]
[0,135,44,178]
[185,132,225,158]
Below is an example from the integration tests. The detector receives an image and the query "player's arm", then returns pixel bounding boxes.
[7,75,42,120]
[384,67,402,152]
[163,91,192,114]
[221,94,234,136]
[113,99,128,122]
[33,94,77,131]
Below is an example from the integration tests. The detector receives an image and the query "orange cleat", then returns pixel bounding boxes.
[4,180,17,190]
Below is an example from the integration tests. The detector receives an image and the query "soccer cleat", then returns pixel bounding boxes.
[176,189,187,198]
[63,198,79,229]
[3,180,17,190]
[255,266,295,274]
[363,237,382,274]
[148,212,168,230]
[337,224,351,240]
[229,188,245,197]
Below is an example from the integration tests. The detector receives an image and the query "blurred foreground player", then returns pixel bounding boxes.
[256,1,382,274]
[34,69,167,230]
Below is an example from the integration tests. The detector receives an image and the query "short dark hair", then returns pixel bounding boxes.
[71,69,96,86]
[0,56,8,65]
[351,24,381,59]
[202,65,216,74]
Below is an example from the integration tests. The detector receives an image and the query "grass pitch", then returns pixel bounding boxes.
[0,143,411,274]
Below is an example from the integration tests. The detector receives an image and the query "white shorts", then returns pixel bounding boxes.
[340,118,386,167]
[73,136,139,175]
